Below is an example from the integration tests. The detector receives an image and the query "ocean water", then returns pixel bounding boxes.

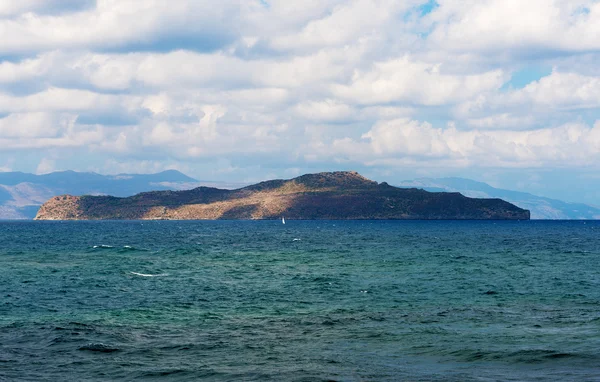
[0,220,599,381]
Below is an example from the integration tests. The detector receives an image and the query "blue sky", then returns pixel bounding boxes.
[1,0,600,204]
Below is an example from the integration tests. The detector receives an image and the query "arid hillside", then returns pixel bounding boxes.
[35,171,530,220]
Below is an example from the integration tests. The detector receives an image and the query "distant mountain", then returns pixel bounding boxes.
[396,177,600,220]
[0,170,200,219]
[35,171,530,221]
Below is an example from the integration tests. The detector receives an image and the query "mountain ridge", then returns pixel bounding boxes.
[0,170,199,219]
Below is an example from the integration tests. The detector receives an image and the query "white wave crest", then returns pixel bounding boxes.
[129,271,168,277]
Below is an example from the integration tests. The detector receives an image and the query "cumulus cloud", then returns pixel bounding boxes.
[0,0,241,55]
[454,70,600,128]
[426,0,600,56]
[332,56,507,105]
[511,71,600,109]
[0,111,103,150]
[0,0,599,199]
[268,0,421,52]
[325,119,600,168]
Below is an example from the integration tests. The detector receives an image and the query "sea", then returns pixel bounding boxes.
[1,220,599,381]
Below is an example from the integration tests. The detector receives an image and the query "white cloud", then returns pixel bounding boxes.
[0,1,46,17]
[294,100,354,122]
[0,55,50,83]
[325,119,600,168]
[0,112,63,138]
[0,0,240,54]
[35,157,55,174]
[0,0,600,202]
[427,0,600,55]
[291,117,600,169]
[242,0,345,37]
[0,112,104,149]
[1,48,357,92]
[512,71,600,109]
[0,0,94,17]
[332,56,507,105]
[269,0,419,51]
[466,114,536,129]
[0,88,128,113]
[454,70,600,126]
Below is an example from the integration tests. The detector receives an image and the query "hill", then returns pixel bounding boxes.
[35,171,530,220]
[396,177,600,220]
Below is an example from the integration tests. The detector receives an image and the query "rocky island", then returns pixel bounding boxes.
[34,171,530,220]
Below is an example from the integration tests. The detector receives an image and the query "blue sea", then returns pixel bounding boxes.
[1,220,599,381]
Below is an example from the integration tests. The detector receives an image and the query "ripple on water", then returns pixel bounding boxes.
[78,343,120,353]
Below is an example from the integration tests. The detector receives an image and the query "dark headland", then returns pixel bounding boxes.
[34,171,530,220]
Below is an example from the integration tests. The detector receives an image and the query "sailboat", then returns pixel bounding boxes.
[282,217,286,225]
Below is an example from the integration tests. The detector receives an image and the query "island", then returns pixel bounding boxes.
[34,171,530,220]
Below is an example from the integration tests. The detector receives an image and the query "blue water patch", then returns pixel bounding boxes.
[1,220,599,381]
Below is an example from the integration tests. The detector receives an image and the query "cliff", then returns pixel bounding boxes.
[34,171,530,220]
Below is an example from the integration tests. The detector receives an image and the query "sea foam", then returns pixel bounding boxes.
[130,272,168,277]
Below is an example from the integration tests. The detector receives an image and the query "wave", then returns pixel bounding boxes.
[119,245,149,253]
[91,245,150,253]
[130,272,168,277]
[444,348,595,364]
[78,343,120,353]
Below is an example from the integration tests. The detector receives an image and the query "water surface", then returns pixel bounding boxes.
[1,220,599,381]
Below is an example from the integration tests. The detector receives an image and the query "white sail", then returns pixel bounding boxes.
[282,217,286,224]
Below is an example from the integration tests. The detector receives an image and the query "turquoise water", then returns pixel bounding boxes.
[1,220,599,381]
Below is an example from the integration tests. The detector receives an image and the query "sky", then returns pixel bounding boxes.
[1,0,600,204]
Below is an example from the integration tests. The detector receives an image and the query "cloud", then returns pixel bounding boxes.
[0,88,115,112]
[332,56,507,105]
[0,54,50,84]
[0,48,361,93]
[454,70,600,127]
[0,112,64,138]
[35,157,56,174]
[294,100,354,122]
[0,111,106,150]
[511,70,600,109]
[268,0,421,52]
[324,118,600,168]
[426,0,600,56]
[1,0,600,203]
[466,114,536,129]
[0,0,96,17]
[0,0,241,55]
